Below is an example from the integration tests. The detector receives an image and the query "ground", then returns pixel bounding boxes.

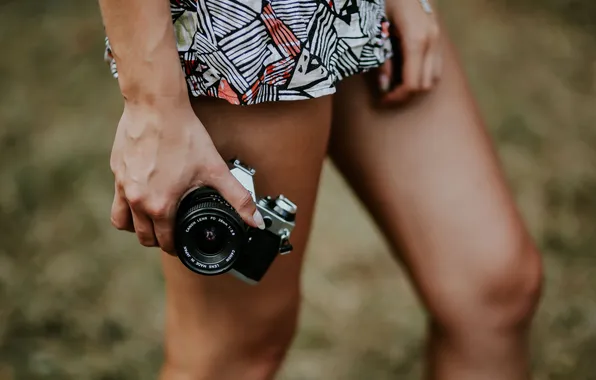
[0,0,595,378]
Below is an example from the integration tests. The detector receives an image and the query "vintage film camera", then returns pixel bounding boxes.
[175,160,296,284]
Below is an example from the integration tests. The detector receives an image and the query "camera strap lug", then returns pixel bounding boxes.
[279,240,293,255]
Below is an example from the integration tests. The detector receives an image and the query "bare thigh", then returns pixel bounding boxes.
[161,96,332,370]
[329,35,540,327]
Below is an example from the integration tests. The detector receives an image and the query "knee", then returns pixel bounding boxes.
[432,237,543,334]
[482,240,543,329]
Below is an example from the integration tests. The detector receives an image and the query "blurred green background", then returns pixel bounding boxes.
[1,0,595,379]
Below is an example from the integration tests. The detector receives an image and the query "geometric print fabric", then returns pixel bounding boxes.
[106,0,393,105]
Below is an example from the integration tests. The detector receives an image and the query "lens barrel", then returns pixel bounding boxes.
[175,188,246,275]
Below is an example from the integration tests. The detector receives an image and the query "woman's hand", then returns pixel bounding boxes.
[98,0,264,255]
[109,98,266,255]
[379,0,443,104]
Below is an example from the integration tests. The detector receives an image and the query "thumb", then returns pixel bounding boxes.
[378,59,392,93]
[212,169,266,230]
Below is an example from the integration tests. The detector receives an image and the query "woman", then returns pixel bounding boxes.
[99,0,543,378]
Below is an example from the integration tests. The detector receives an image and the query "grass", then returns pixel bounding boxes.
[0,0,595,378]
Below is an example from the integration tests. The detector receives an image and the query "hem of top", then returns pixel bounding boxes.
[187,51,395,106]
[189,86,338,104]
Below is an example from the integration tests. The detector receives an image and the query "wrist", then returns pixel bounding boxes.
[115,46,189,106]
[119,71,189,107]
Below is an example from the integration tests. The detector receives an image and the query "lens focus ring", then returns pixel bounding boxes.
[175,195,246,276]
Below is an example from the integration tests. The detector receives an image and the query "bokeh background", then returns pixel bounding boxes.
[1,0,595,378]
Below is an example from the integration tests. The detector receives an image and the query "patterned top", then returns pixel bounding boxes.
[105,0,393,105]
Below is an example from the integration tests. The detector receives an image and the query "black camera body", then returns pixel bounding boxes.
[174,160,296,284]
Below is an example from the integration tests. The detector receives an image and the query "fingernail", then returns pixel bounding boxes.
[379,74,390,92]
[253,210,266,230]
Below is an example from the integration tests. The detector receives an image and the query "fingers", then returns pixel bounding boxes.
[115,182,177,252]
[422,25,442,90]
[152,212,177,255]
[381,4,444,105]
[432,36,444,83]
[382,32,428,104]
[129,204,158,248]
[111,184,135,233]
[378,60,392,93]
[112,185,178,254]
[421,47,435,90]
[207,162,266,230]
[131,191,178,253]
[402,33,427,90]
[111,157,265,256]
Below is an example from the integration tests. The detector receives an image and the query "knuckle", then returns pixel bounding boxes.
[145,199,170,219]
[236,191,254,211]
[113,180,124,193]
[125,189,145,208]
[127,196,144,209]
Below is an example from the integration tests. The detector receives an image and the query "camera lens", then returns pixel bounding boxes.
[194,220,228,255]
[175,188,247,276]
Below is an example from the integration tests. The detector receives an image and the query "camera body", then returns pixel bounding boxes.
[174,160,296,284]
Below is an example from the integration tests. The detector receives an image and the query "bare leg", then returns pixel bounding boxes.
[160,96,332,380]
[329,35,542,379]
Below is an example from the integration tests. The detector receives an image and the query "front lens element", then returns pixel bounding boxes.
[175,188,247,276]
[194,219,229,255]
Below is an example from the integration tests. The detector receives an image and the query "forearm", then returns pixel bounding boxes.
[98,0,187,104]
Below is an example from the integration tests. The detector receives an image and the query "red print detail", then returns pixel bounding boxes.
[261,4,301,58]
[381,20,390,39]
[218,79,240,105]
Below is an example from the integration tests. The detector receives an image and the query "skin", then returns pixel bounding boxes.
[330,35,542,380]
[160,97,333,380]
[379,0,443,103]
[98,0,543,379]
[99,0,267,258]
